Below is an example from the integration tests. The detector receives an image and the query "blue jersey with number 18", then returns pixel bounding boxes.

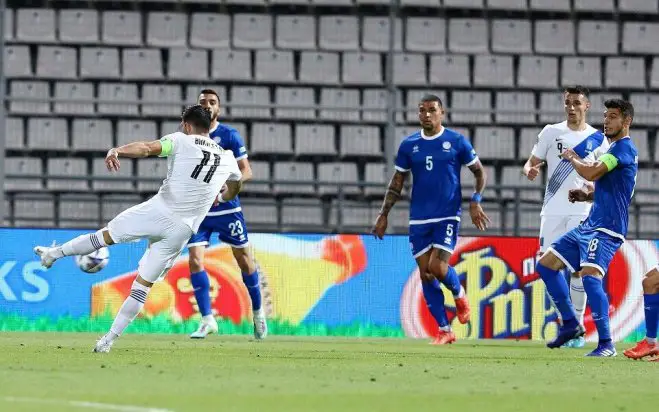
[394,128,479,224]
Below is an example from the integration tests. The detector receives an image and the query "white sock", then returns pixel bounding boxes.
[648,337,657,345]
[570,276,587,325]
[457,286,465,299]
[202,314,216,323]
[60,230,107,257]
[109,280,150,339]
[439,325,451,332]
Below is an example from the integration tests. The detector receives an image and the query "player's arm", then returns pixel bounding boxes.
[231,130,252,182]
[372,170,408,239]
[522,155,545,181]
[561,149,612,181]
[105,140,164,171]
[468,160,491,231]
[568,183,594,203]
[217,156,243,203]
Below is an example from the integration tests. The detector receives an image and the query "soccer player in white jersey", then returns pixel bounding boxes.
[522,86,609,348]
[33,105,242,353]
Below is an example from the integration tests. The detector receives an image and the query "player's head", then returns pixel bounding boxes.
[563,85,590,126]
[418,94,444,133]
[603,99,634,139]
[198,89,220,122]
[180,104,212,135]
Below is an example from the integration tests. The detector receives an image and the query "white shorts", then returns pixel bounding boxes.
[539,215,586,253]
[107,198,193,283]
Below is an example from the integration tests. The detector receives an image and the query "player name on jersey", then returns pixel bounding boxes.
[195,137,220,150]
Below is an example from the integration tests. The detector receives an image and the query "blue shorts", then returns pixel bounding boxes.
[549,226,623,276]
[187,210,249,249]
[409,219,459,258]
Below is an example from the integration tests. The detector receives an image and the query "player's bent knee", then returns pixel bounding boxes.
[581,267,603,278]
[101,229,115,246]
[537,251,563,271]
[642,268,659,293]
[135,275,154,288]
[188,246,205,273]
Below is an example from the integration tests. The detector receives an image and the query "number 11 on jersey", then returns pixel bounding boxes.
[191,149,221,183]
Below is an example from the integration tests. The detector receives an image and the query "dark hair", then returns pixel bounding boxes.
[604,99,635,120]
[419,94,443,107]
[182,104,212,132]
[199,89,220,103]
[564,85,590,99]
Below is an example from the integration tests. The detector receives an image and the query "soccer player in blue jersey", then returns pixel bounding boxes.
[536,99,638,357]
[372,94,490,345]
[187,89,266,340]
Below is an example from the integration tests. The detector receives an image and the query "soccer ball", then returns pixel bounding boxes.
[75,247,110,274]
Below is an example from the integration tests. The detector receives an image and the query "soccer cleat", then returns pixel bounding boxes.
[623,339,659,360]
[253,310,268,340]
[33,243,58,269]
[190,317,219,339]
[93,334,114,353]
[430,330,456,345]
[547,324,586,349]
[454,294,471,324]
[586,342,617,357]
[562,336,586,349]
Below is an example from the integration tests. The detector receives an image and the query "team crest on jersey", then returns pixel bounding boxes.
[412,145,419,153]
[442,141,452,151]
[587,141,593,151]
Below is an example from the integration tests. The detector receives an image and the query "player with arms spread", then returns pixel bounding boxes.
[536,99,638,357]
[33,105,243,353]
[185,89,266,340]
[372,94,490,345]
[522,86,609,348]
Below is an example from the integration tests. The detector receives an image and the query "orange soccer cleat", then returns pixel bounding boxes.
[454,295,471,324]
[623,339,659,360]
[431,330,456,345]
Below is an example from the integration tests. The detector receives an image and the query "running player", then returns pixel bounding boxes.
[187,89,266,340]
[372,94,489,345]
[623,266,659,361]
[523,85,609,348]
[33,105,242,353]
[536,99,638,357]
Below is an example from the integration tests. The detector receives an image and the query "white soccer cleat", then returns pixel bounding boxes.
[190,317,218,339]
[33,244,58,269]
[253,310,268,340]
[93,334,114,353]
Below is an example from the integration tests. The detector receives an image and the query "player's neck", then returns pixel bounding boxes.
[609,132,629,143]
[566,121,587,132]
[421,126,444,138]
[210,120,219,132]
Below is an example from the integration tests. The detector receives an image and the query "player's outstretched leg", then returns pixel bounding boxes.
[581,271,616,357]
[625,267,659,360]
[34,229,111,268]
[188,244,218,339]
[233,247,267,340]
[429,251,470,324]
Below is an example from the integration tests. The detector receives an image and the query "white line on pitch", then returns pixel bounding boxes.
[2,396,175,412]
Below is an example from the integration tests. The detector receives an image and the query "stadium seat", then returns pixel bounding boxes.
[246,161,272,194]
[638,207,659,237]
[518,127,542,161]
[142,84,182,118]
[329,200,376,232]
[273,162,315,194]
[363,88,403,123]
[320,88,361,122]
[294,124,337,157]
[362,17,403,52]
[517,56,558,89]
[319,16,359,51]
[405,18,446,53]
[396,126,417,148]
[250,123,294,155]
[9,81,49,115]
[475,127,516,160]
[27,117,68,150]
[496,92,536,125]
[473,55,514,87]
[538,92,565,124]
[460,165,496,198]
[47,158,89,191]
[14,194,55,225]
[59,9,99,43]
[605,57,646,89]
[312,0,353,5]
[189,13,230,49]
[393,53,427,86]
[462,202,503,235]
[54,82,95,115]
[101,195,142,222]
[97,83,139,116]
[212,50,252,81]
[406,89,447,123]
[168,49,209,81]
[80,47,120,79]
[147,12,187,47]
[619,0,659,13]
[535,21,575,55]
[561,57,602,88]
[233,14,273,49]
[136,158,167,192]
[16,9,56,43]
[160,120,182,137]
[501,166,544,201]
[5,117,25,150]
[122,48,163,80]
[92,158,134,192]
[491,19,532,54]
[623,22,659,54]
[450,91,492,124]
[37,46,77,79]
[486,0,528,10]
[255,50,296,83]
[448,19,489,53]
[230,86,271,119]
[340,126,382,158]
[299,51,340,85]
[5,157,43,191]
[270,0,309,6]
[223,122,248,140]
[116,120,157,147]
[530,0,571,11]
[364,163,386,197]
[635,169,659,204]
[651,57,659,89]
[428,55,471,86]
[400,0,441,7]
[4,46,32,77]
[578,21,618,55]
[588,92,623,124]
[241,199,278,228]
[59,194,99,228]
[281,198,324,228]
[102,11,142,46]
[276,15,316,50]
[72,119,113,151]
[445,0,484,7]
[631,129,651,162]
[574,0,615,12]
[4,8,12,41]
[275,87,316,120]
[630,93,659,126]
[317,162,361,195]
[342,52,383,85]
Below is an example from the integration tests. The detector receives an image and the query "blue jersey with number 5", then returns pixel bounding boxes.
[395,128,478,224]
[207,123,247,213]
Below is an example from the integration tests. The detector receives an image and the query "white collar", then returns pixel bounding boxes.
[209,122,219,134]
[421,127,445,140]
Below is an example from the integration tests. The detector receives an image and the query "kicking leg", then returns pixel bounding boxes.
[188,244,218,339]
[428,249,470,324]
[34,229,114,268]
[232,245,267,340]
[625,267,659,360]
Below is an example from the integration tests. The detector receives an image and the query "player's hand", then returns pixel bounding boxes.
[105,148,120,172]
[525,162,545,181]
[560,148,578,162]
[469,202,490,231]
[371,214,388,240]
[212,185,228,206]
[568,188,590,203]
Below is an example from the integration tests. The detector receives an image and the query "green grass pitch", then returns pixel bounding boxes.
[0,333,655,412]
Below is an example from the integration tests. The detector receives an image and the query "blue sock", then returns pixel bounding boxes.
[440,266,462,297]
[644,293,659,339]
[536,264,578,329]
[190,271,212,317]
[242,271,262,312]
[422,279,449,328]
[582,276,612,343]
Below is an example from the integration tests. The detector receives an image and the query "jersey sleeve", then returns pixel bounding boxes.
[157,133,179,158]
[394,141,411,172]
[601,142,635,171]
[229,130,248,161]
[459,135,479,166]
[531,126,551,160]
